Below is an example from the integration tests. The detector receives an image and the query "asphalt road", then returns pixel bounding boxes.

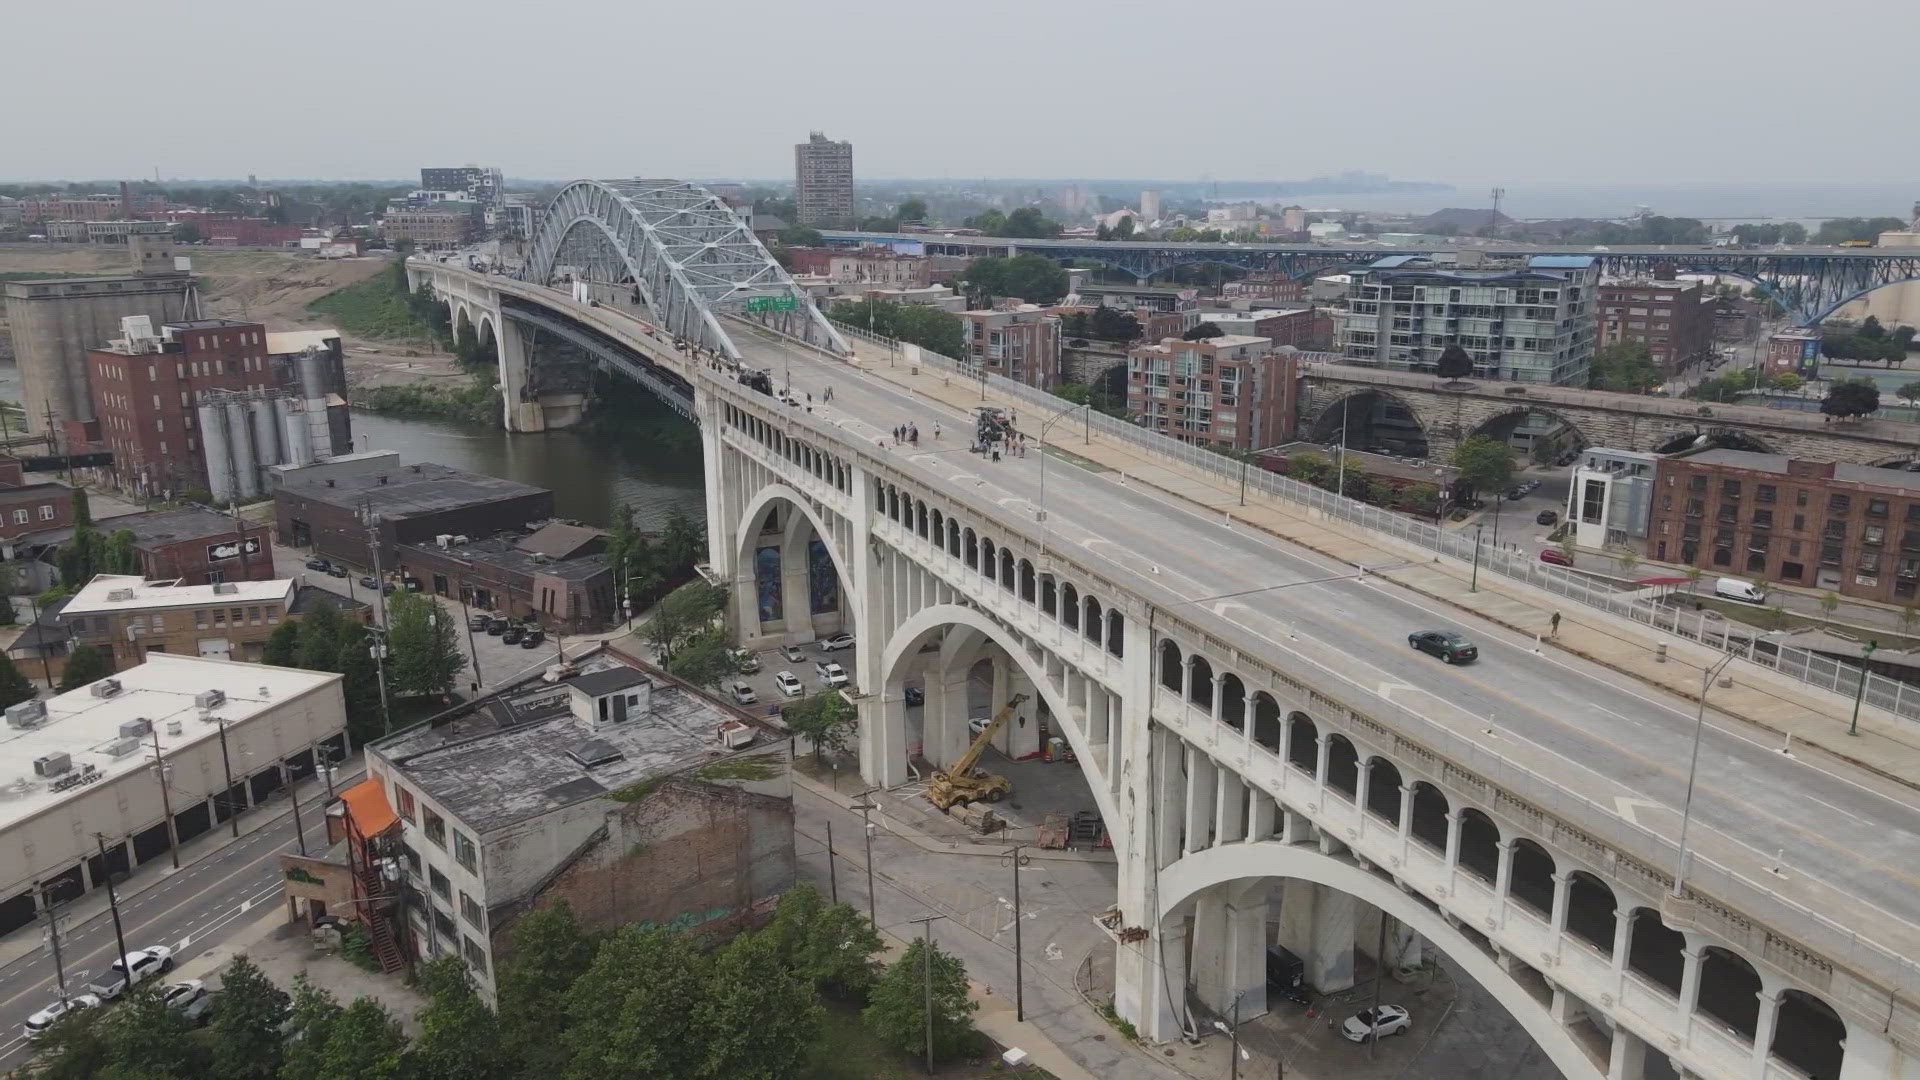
[731,325,1920,962]
[0,772,359,1069]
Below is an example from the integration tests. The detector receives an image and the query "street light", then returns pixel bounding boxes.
[1849,639,1880,736]
[1469,522,1485,593]
[1672,632,1778,898]
[1001,845,1030,1021]
[852,793,879,928]
[1238,443,1295,506]
[1210,992,1247,1080]
[1034,400,1090,561]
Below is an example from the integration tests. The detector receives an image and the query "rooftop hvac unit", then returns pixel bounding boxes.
[166,720,184,736]
[90,678,122,698]
[717,721,755,750]
[452,535,469,546]
[106,588,136,602]
[212,582,239,595]
[119,718,152,740]
[532,552,550,564]
[33,752,72,778]
[104,737,141,758]
[436,534,453,549]
[195,689,226,710]
[6,700,47,729]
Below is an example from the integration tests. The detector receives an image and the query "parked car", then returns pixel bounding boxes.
[729,681,759,705]
[1504,487,1526,501]
[774,671,804,697]
[968,712,994,736]
[781,645,807,663]
[1341,1004,1411,1042]
[904,686,925,707]
[731,649,762,673]
[358,575,378,590]
[304,558,331,573]
[1557,449,1580,466]
[1408,630,1478,664]
[1540,547,1573,567]
[87,946,175,1000]
[467,613,491,632]
[1715,577,1768,604]
[815,661,849,688]
[24,994,101,1040]
[817,633,855,652]
[486,618,510,635]
[521,630,546,649]
[501,626,525,645]
[162,980,212,1025]
[1536,509,1558,526]
[324,564,348,578]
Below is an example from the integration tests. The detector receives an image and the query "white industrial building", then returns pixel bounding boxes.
[0,654,346,937]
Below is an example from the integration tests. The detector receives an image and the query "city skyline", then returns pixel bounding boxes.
[7,0,1914,185]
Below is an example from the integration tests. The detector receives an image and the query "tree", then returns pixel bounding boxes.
[1183,322,1225,341]
[644,580,728,661]
[1451,436,1516,496]
[1001,207,1062,239]
[407,956,513,1080]
[782,691,855,763]
[73,487,92,528]
[776,225,824,247]
[0,560,14,627]
[1900,382,1920,408]
[1614,548,1640,576]
[277,978,345,1080]
[961,209,1006,235]
[58,643,112,692]
[336,636,386,745]
[894,198,927,224]
[665,626,740,689]
[310,997,408,1080]
[766,884,884,1000]
[1684,566,1706,596]
[1591,341,1661,394]
[1435,343,1474,384]
[0,653,35,709]
[960,254,1069,306]
[1820,591,1842,617]
[386,591,465,698]
[497,901,599,1078]
[1821,377,1880,420]
[1772,371,1805,393]
[93,985,208,1080]
[863,937,977,1063]
[1814,217,1907,245]
[1861,315,1886,341]
[564,927,711,1080]
[207,955,290,1080]
[295,604,348,672]
[102,529,138,575]
[1284,452,1332,487]
[32,1005,110,1080]
[263,620,302,667]
[1088,305,1142,342]
[697,930,821,1079]
[1113,215,1135,240]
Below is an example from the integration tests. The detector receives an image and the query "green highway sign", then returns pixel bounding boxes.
[746,295,799,313]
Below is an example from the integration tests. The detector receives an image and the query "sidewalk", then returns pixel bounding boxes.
[841,343,1920,792]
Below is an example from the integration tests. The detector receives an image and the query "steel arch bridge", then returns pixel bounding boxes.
[522,179,851,362]
[820,231,1920,326]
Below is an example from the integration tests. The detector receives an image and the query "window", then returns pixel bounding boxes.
[11,510,26,525]
[1688,475,1707,492]
[38,504,54,521]
[434,908,457,941]
[1757,485,1777,504]
[1865,525,1886,546]
[459,891,486,930]
[453,830,478,873]
[1825,519,1848,540]
[395,785,416,823]
[400,844,421,876]
[1752,509,1774,528]
[463,936,488,975]
[429,866,451,900]
[1869,499,1890,518]
[424,808,446,848]
[1829,494,1851,513]
[1721,480,1741,499]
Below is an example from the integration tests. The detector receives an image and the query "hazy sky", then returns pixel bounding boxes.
[9,0,1917,185]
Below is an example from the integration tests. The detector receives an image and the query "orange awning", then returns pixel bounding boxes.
[340,778,399,838]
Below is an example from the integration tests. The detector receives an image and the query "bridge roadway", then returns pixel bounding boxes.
[822,229,1920,259]
[717,321,1920,967]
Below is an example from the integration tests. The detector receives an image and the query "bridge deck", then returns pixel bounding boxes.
[448,265,1920,985]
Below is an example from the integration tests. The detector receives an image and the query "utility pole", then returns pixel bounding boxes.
[825,820,838,904]
[149,728,180,869]
[288,780,308,856]
[93,835,130,974]
[1470,522,1485,593]
[457,588,485,692]
[1002,845,1029,1021]
[24,592,54,689]
[852,792,878,927]
[909,914,948,1074]
[1850,640,1880,736]
[1369,914,1388,1059]
[360,501,393,734]
[38,884,68,998]
[215,718,240,838]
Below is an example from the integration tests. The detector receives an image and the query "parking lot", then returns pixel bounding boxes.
[725,636,864,716]
[1468,463,1572,564]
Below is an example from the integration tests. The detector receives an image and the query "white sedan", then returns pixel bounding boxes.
[1341,1004,1411,1042]
[774,671,804,697]
[24,994,101,1039]
[163,980,212,1024]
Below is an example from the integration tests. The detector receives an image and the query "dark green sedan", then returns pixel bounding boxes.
[1409,630,1478,664]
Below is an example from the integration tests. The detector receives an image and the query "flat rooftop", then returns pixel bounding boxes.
[280,462,548,518]
[375,653,777,834]
[2,272,192,291]
[61,574,296,617]
[0,654,339,829]
[1679,449,1920,493]
[401,535,610,583]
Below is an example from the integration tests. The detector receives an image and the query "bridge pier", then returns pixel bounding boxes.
[497,320,548,433]
[1275,879,1357,993]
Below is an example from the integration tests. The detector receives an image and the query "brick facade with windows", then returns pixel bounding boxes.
[1127,335,1299,451]
[1646,449,1920,603]
[88,319,276,497]
[1597,277,1715,379]
[958,303,1062,388]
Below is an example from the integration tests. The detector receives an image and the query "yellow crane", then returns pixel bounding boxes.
[926,692,1028,811]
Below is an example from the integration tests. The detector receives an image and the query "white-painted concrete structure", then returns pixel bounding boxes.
[410,187,1920,1080]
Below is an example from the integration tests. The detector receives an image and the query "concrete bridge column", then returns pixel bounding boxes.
[1548,870,1575,950]
[1493,839,1517,919]
[928,666,971,770]
[1676,942,1706,1040]
[1184,749,1217,854]
[1005,665,1042,760]
[1155,729,1186,869]
[1191,883,1269,1020]
[495,319,547,433]
[1275,880,1356,994]
[778,523,814,643]
[1215,773,1247,844]
[1314,732,1333,795]
[1248,789,1277,842]
[1388,920,1424,976]
[858,690,908,790]
[1397,784,1415,862]
[1353,760,1374,835]
[1607,1024,1647,1080]
[1443,808,1465,878]
[1111,611,1167,1043]
[1610,909,1634,987]
[1190,888,1232,1014]
[1749,985,1783,1074]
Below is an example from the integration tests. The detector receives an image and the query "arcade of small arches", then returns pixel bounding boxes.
[1147,633,1849,1080]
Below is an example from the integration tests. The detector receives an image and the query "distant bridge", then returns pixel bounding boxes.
[821,230,1920,327]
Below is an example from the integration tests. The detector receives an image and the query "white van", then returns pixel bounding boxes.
[1715,577,1767,604]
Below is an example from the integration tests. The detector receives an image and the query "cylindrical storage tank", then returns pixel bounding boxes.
[249,397,282,469]
[225,400,259,500]
[283,408,314,468]
[198,402,234,504]
[297,348,329,401]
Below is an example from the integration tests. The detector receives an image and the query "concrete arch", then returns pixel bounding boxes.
[1157,842,1605,1080]
[731,482,855,639]
[877,602,1123,834]
[1465,405,1599,459]
[1305,388,1432,458]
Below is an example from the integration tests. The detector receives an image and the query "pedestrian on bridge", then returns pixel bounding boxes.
[1550,611,1562,636]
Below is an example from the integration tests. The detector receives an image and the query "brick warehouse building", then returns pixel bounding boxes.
[1644,449,1920,604]
[1127,335,1300,451]
[275,462,552,570]
[1596,277,1717,379]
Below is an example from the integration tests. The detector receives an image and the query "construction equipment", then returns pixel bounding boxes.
[926,692,1027,811]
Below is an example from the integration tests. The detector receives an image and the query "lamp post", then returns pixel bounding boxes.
[852,793,878,928]
[1849,640,1879,736]
[1210,992,1246,1080]
[909,913,948,1074]
[1002,845,1029,1021]
[1672,633,1777,897]
[1238,443,1295,506]
[1470,522,1485,593]
[1035,400,1090,560]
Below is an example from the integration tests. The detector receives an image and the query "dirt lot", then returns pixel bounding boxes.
[0,243,453,388]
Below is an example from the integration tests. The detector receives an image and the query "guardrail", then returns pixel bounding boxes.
[834,321,1920,725]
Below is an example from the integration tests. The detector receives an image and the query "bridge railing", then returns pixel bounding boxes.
[854,327,1920,726]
